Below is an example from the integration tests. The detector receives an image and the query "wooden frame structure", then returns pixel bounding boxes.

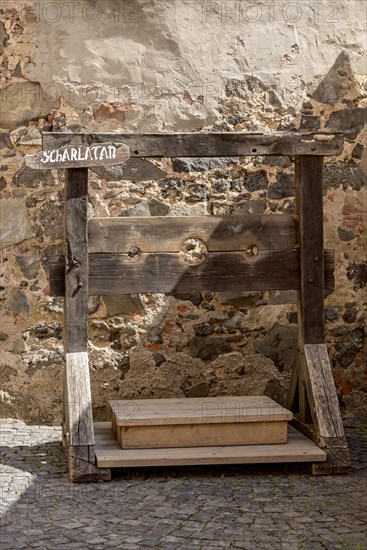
[41,131,350,481]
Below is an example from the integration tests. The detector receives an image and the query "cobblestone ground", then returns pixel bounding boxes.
[0,417,366,550]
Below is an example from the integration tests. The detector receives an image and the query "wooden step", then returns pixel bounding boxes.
[94,422,326,468]
[108,396,293,449]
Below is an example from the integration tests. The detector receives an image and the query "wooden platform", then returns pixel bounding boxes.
[94,422,326,468]
[109,396,293,449]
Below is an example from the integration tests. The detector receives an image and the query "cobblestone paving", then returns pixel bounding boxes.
[0,417,366,550]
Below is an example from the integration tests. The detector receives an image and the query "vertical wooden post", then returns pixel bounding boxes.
[289,157,350,474]
[296,156,325,345]
[65,168,89,354]
[64,168,110,482]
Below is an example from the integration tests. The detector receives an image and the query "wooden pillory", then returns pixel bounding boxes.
[26,132,350,482]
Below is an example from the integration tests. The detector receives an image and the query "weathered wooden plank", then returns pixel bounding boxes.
[94,424,326,468]
[25,142,130,170]
[48,249,335,296]
[64,167,89,352]
[296,156,325,344]
[43,132,344,157]
[91,250,301,294]
[88,215,298,254]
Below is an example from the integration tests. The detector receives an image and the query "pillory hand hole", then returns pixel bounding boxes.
[245,243,259,257]
[128,246,141,259]
[180,238,208,266]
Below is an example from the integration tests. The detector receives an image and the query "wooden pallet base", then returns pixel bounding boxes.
[94,422,326,468]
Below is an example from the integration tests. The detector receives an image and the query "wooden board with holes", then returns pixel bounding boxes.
[87,215,298,253]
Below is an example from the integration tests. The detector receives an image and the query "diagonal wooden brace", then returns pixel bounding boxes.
[290,345,350,474]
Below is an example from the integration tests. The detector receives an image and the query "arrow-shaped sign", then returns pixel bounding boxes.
[25,142,130,170]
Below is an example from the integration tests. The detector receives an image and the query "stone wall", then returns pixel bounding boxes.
[0,0,366,423]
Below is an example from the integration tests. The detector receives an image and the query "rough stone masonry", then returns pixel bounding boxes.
[0,0,366,423]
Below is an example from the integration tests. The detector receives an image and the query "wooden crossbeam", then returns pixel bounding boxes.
[87,215,298,253]
[47,214,334,296]
[43,132,343,157]
[47,250,334,296]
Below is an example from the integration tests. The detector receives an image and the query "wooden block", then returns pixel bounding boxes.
[117,421,288,449]
[93,423,326,468]
[109,395,293,426]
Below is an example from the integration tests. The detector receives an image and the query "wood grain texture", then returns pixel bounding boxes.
[109,395,292,426]
[43,132,344,157]
[48,249,335,296]
[296,156,325,344]
[90,250,302,294]
[303,344,345,438]
[117,422,289,449]
[94,423,326,468]
[88,215,298,253]
[65,352,95,447]
[64,168,89,352]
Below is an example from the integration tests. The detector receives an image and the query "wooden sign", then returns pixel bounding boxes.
[25,142,130,170]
